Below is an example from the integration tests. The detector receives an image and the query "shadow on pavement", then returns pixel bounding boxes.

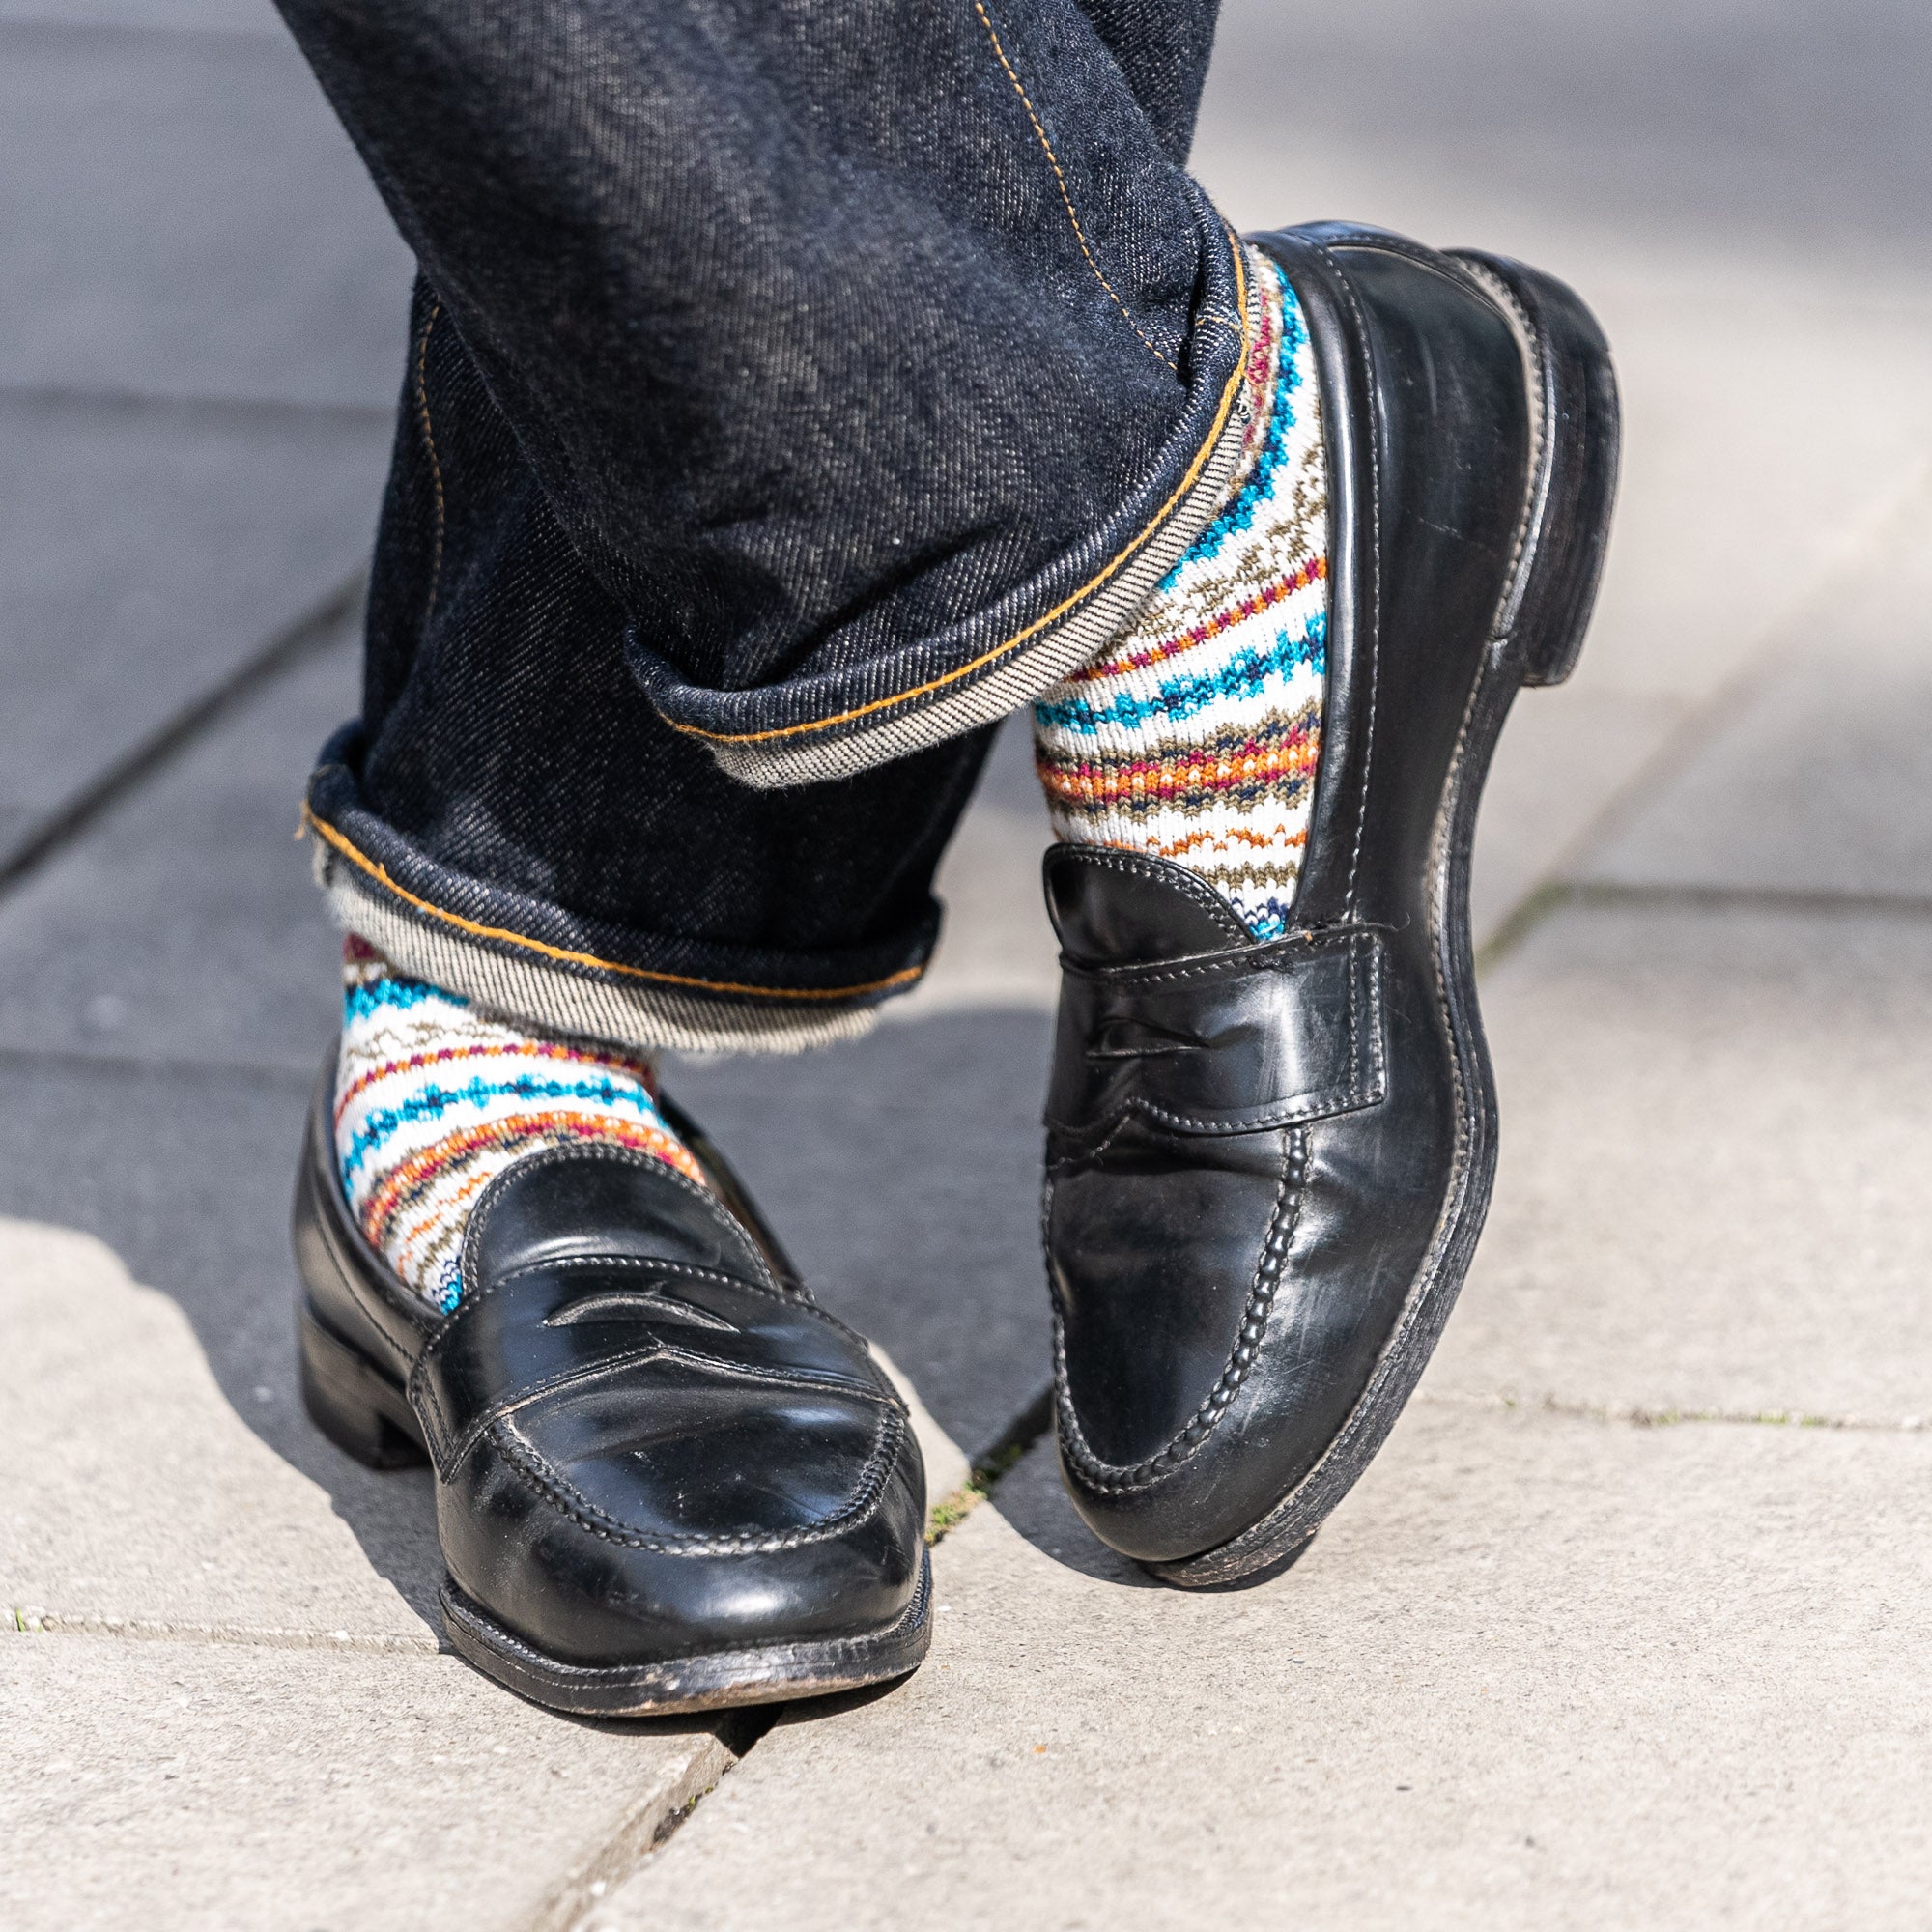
[0,1006,1062,1628]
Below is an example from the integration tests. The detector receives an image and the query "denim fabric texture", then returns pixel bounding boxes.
[282,0,1241,1047]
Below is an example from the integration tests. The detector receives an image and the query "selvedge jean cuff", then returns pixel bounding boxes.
[639,210,1256,791]
[300,226,1256,1058]
[305,741,937,1057]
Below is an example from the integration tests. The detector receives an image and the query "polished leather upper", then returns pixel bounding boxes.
[294,1082,926,1667]
[1044,224,1535,1565]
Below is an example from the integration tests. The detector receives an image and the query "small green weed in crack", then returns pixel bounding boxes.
[925,1439,1033,1546]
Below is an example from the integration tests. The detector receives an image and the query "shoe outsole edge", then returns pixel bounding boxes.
[440,1555,934,1718]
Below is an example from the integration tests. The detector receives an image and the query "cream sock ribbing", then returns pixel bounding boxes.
[331,940,705,1310]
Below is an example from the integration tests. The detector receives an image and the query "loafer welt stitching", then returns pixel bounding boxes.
[486,1402,906,1555]
[441,1557,933,1684]
[1179,582,1497,1574]
[1313,236,1382,923]
[1053,1126,1308,1495]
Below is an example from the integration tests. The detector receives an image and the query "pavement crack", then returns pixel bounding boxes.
[0,1044,318,1089]
[528,1380,1055,1930]
[1566,879,1932,923]
[543,1383,1059,1925]
[1422,1390,1928,1434]
[0,382,393,433]
[0,572,363,902]
[0,16,288,52]
[926,1382,1054,1544]
[1474,879,1576,974]
[6,1607,438,1654]
[525,1706,777,1932]
[1474,460,1932,975]
[1477,876,1932,978]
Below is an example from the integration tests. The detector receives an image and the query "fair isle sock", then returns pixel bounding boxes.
[332,939,707,1311]
[1033,247,1329,941]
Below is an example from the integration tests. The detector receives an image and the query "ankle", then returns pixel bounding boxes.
[332,941,701,1308]
[1033,246,1330,942]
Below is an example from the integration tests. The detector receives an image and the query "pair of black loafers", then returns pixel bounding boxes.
[292,222,1619,1716]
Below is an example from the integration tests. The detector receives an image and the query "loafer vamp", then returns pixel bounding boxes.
[417,1149,926,1667]
[1049,1128,1285,1471]
[440,1409,924,1666]
[509,1371,898,1543]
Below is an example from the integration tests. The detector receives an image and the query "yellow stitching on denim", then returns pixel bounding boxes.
[414,300,447,622]
[973,0,1178,374]
[304,806,925,1003]
[667,235,1252,749]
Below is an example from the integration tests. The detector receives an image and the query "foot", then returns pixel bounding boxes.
[293,961,931,1713]
[1037,223,1620,1581]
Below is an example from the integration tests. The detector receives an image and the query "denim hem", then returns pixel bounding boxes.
[322,864,895,1055]
[303,782,935,1054]
[640,207,1258,789]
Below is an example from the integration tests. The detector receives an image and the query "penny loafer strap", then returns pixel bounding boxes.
[408,1254,893,1478]
[1045,925,1389,1139]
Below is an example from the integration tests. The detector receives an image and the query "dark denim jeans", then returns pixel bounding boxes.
[280,0,1249,1050]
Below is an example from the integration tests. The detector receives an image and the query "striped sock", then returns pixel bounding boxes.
[1033,247,1329,940]
[332,939,706,1311]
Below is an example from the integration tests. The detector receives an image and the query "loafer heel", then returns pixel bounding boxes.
[298,1298,428,1470]
[1450,248,1622,691]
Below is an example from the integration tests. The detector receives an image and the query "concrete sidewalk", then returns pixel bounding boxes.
[4,2,1930,1925]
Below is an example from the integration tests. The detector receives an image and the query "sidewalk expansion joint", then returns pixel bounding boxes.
[1564,878,1932,923]
[1477,876,1932,978]
[1476,460,1932,980]
[1421,1390,1929,1434]
[0,382,394,435]
[522,1707,776,1932]
[565,1383,1058,1924]
[0,16,291,54]
[0,571,362,903]
[1475,878,1576,975]
[7,1606,439,1655]
[0,1043,318,1090]
[926,1382,1054,1544]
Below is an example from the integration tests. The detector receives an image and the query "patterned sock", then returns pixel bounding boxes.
[1033,247,1329,940]
[332,939,707,1311]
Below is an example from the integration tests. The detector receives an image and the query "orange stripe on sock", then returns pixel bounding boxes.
[1038,726,1322,812]
[1066,556,1326,684]
[1148,823,1309,861]
[360,1112,706,1252]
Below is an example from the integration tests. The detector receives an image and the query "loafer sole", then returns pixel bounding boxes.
[440,1556,933,1719]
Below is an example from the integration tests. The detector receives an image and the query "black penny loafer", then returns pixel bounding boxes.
[290,1070,931,1713]
[1043,222,1620,1584]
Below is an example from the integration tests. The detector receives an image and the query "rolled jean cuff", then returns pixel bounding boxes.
[633,202,1258,791]
[303,743,936,1056]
